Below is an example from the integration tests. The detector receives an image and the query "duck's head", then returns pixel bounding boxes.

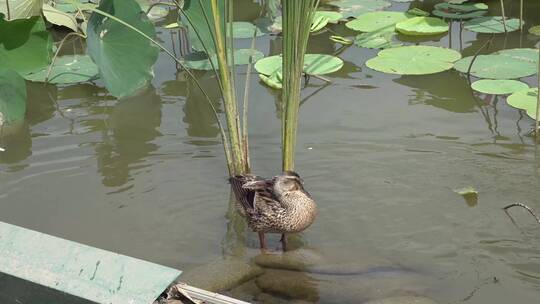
[273,171,304,195]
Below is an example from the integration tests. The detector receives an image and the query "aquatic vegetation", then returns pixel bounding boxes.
[463,16,520,33]
[454,49,538,79]
[255,54,344,79]
[432,2,487,20]
[507,88,539,119]
[395,16,449,36]
[328,0,391,18]
[366,46,461,75]
[0,69,26,126]
[471,79,529,95]
[24,55,98,84]
[345,11,410,33]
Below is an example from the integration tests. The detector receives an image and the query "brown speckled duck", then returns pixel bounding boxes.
[229,171,317,251]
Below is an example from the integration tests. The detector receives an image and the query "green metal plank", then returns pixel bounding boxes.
[0,221,181,304]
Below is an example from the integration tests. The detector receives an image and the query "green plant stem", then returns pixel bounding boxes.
[210,0,245,175]
[536,46,540,141]
[242,30,258,172]
[5,0,10,20]
[281,0,320,171]
[86,6,234,174]
[499,0,507,33]
[519,0,523,31]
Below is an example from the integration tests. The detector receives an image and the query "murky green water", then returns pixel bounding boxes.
[2,0,540,303]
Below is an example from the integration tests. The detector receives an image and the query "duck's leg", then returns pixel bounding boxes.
[280,233,288,251]
[258,232,267,250]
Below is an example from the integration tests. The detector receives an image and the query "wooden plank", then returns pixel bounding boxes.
[0,221,181,304]
[178,283,251,304]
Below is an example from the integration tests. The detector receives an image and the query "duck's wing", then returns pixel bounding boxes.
[229,175,269,211]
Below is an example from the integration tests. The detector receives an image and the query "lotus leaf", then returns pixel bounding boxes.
[314,11,343,23]
[310,15,330,32]
[432,9,486,20]
[232,21,264,38]
[87,0,159,98]
[395,16,449,36]
[434,2,488,12]
[407,8,430,17]
[42,3,78,32]
[345,11,409,32]
[529,25,540,36]
[328,0,391,19]
[0,15,52,75]
[184,49,264,70]
[366,46,461,75]
[507,88,538,119]
[497,48,539,64]
[24,55,99,84]
[0,69,26,125]
[354,31,401,49]
[464,16,520,33]
[259,70,282,89]
[0,0,43,20]
[453,54,537,79]
[330,35,353,45]
[255,54,344,76]
[137,0,169,20]
[182,0,224,54]
[471,79,529,95]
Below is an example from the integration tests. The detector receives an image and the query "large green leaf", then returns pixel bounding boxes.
[0,15,52,75]
[464,16,520,33]
[254,54,344,76]
[432,2,487,20]
[366,46,461,75]
[184,49,264,70]
[24,55,99,84]
[395,16,449,36]
[42,3,78,32]
[497,48,539,64]
[345,11,409,32]
[314,11,343,24]
[231,22,264,39]
[182,0,224,54]
[471,79,529,95]
[453,54,537,79]
[0,0,43,20]
[328,0,391,19]
[354,31,401,49]
[0,69,26,126]
[87,0,159,98]
[507,88,538,119]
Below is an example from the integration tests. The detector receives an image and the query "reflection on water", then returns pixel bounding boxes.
[95,87,162,187]
[2,0,540,303]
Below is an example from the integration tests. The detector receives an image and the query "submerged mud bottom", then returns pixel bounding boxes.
[176,247,438,304]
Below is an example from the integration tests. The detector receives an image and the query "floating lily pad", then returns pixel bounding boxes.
[453,186,478,207]
[259,70,282,89]
[355,31,401,49]
[330,35,353,45]
[184,49,264,70]
[314,11,343,23]
[497,48,539,64]
[232,21,264,38]
[454,186,478,196]
[42,3,78,32]
[471,79,529,95]
[434,2,488,12]
[395,16,449,36]
[0,69,26,126]
[464,16,520,33]
[328,0,391,19]
[0,15,53,75]
[254,54,344,76]
[87,0,159,98]
[345,11,409,32]
[529,25,540,36]
[311,15,330,32]
[24,55,99,84]
[366,46,461,75]
[507,88,538,119]
[432,9,486,20]
[407,8,429,17]
[0,0,43,20]
[453,54,537,79]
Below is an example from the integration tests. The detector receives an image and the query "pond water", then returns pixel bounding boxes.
[2,0,540,303]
